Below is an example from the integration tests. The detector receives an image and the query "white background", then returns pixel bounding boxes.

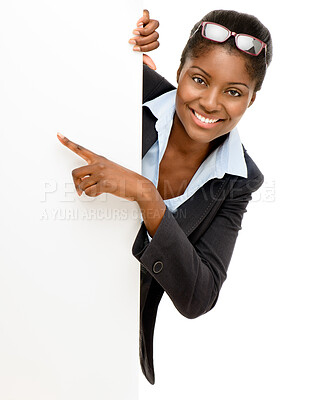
[0,1,142,399]
[141,0,315,399]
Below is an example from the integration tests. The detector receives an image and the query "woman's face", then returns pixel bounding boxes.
[175,46,257,144]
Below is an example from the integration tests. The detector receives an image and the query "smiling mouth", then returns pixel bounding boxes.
[192,109,222,124]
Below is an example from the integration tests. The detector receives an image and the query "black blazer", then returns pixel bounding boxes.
[132,65,264,385]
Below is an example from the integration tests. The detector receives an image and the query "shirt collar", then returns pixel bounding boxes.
[143,88,247,179]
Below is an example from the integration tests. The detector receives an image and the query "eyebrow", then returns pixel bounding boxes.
[190,66,211,78]
[228,81,249,89]
[190,66,249,89]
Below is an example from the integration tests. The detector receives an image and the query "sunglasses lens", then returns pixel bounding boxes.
[237,35,263,55]
[203,23,230,42]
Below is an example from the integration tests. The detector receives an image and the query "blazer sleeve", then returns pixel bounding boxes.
[132,173,264,319]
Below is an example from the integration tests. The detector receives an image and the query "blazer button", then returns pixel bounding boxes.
[153,261,163,274]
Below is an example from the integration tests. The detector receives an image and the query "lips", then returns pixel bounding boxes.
[190,108,223,128]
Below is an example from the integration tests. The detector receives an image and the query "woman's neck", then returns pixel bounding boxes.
[167,112,227,165]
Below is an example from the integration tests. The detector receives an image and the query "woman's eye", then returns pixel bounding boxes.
[192,77,206,85]
[228,89,241,97]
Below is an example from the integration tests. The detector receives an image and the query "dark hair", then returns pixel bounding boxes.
[178,10,273,91]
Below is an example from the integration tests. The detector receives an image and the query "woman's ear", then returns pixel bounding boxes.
[248,92,256,108]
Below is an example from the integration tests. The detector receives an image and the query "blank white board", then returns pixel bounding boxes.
[0,1,142,399]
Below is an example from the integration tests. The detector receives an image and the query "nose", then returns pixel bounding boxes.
[199,87,223,114]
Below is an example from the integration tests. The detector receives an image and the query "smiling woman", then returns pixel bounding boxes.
[58,9,273,385]
[133,9,272,385]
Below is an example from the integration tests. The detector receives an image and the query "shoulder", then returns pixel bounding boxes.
[143,64,176,103]
[232,145,264,195]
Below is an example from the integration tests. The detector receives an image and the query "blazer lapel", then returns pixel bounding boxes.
[172,174,238,238]
[142,107,158,158]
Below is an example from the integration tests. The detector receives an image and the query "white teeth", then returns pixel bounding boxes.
[194,110,219,124]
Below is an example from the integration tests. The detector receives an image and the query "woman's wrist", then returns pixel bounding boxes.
[136,178,166,238]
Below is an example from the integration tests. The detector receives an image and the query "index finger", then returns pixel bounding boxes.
[57,133,97,164]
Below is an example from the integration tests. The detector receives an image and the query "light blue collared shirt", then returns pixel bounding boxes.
[141,88,248,239]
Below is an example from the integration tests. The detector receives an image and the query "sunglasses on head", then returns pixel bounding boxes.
[190,21,267,58]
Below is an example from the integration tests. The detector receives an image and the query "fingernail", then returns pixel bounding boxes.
[57,132,65,139]
[137,22,143,27]
[129,39,136,44]
[133,30,140,35]
[133,46,140,51]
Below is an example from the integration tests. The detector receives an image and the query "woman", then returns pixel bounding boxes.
[57,9,272,385]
